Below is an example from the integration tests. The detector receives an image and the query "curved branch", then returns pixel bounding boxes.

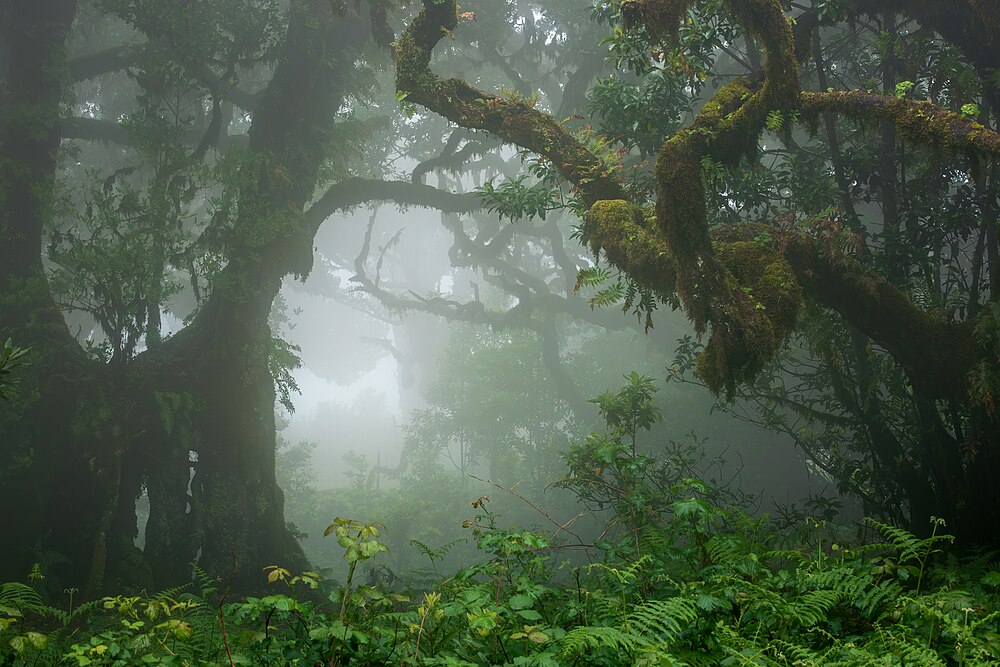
[411,133,499,184]
[60,116,249,150]
[395,0,994,399]
[395,1,627,206]
[781,229,979,396]
[68,44,139,80]
[303,178,481,236]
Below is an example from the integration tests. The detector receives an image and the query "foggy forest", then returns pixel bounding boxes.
[3,0,1000,664]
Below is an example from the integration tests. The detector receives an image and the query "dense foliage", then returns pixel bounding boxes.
[2,385,999,665]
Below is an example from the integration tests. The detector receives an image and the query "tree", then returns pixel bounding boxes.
[396,0,1000,546]
[0,0,395,593]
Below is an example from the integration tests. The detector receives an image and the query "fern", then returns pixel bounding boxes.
[559,625,644,659]
[867,518,952,567]
[575,265,613,290]
[154,582,193,601]
[46,598,101,627]
[589,280,626,309]
[769,639,823,664]
[877,625,949,666]
[786,589,841,627]
[809,568,902,619]
[638,525,673,559]
[627,597,699,641]
[704,534,745,566]
[0,583,44,614]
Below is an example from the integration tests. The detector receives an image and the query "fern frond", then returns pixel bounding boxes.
[575,265,613,290]
[0,583,45,614]
[590,281,626,309]
[705,534,745,566]
[191,563,219,599]
[638,525,672,559]
[876,625,948,666]
[808,568,901,619]
[627,597,699,641]
[559,625,643,659]
[866,518,953,566]
[154,583,192,601]
[787,589,841,627]
[868,519,926,564]
[770,639,823,664]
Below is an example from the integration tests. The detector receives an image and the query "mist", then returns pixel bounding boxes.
[2,0,997,663]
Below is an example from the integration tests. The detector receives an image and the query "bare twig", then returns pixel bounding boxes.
[218,550,239,667]
[465,472,593,563]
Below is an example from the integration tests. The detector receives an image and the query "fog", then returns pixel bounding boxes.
[13,0,980,609]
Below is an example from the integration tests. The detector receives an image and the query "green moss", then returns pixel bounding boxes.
[584,200,677,299]
[621,0,691,42]
[714,240,801,336]
[799,92,1000,160]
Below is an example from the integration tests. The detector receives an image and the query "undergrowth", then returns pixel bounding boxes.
[2,378,999,666]
[3,507,998,666]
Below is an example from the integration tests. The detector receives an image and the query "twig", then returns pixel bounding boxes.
[465,472,593,563]
[218,550,239,667]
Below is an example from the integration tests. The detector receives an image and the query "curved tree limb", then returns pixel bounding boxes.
[304,178,481,235]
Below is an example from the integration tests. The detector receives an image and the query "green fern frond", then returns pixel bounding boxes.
[868,519,926,564]
[866,518,952,566]
[627,597,699,641]
[876,625,948,666]
[559,625,644,659]
[808,568,901,619]
[638,525,673,558]
[154,583,192,601]
[590,281,626,309]
[770,639,822,664]
[787,589,841,626]
[575,265,613,290]
[0,583,45,614]
[857,579,903,619]
[191,563,219,599]
[705,534,745,566]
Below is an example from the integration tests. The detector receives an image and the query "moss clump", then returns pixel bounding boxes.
[688,231,802,396]
[800,92,1000,160]
[714,240,801,336]
[584,200,677,299]
[621,0,691,42]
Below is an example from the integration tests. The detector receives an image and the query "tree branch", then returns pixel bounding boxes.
[303,178,481,236]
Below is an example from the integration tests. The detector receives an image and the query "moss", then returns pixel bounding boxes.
[800,92,1000,160]
[714,240,801,336]
[621,0,691,42]
[584,200,677,299]
[396,0,810,396]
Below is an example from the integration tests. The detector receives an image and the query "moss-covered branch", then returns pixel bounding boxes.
[395,0,627,206]
[624,0,803,392]
[801,92,1000,160]
[303,178,481,235]
[715,224,980,396]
